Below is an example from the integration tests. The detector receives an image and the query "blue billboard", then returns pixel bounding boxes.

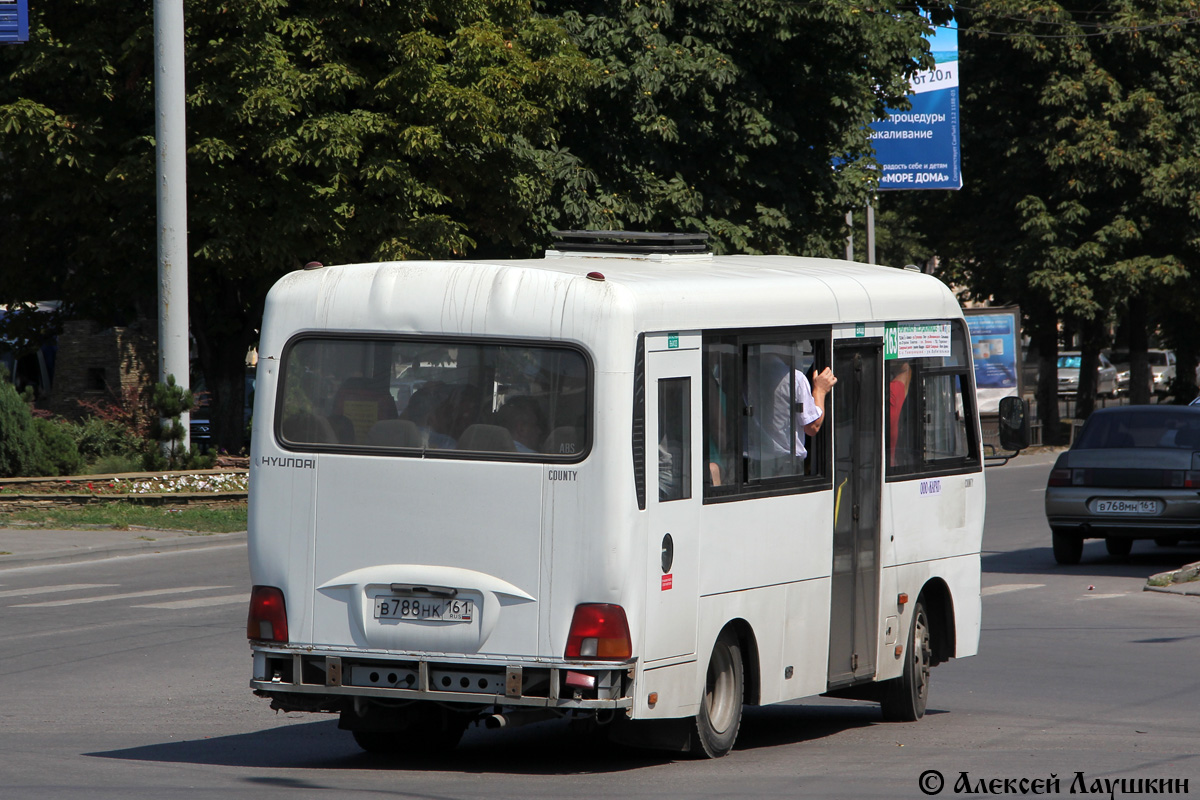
[964,306,1022,414]
[0,0,29,44]
[871,24,960,191]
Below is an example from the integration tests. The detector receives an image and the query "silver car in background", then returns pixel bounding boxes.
[1045,405,1200,564]
[1056,351,1117,397]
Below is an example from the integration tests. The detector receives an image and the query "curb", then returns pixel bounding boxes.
[0,492,247,512]
[0,530,247,571]
[1144,560,1200,596]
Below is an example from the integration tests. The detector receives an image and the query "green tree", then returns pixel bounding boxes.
[1,0,590,450]
[892,1,1200,438]
[537,0,951,256]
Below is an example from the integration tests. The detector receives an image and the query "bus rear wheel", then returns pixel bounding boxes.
[346,702,467,756]
[880,600,930,722]
[691,630,743,758]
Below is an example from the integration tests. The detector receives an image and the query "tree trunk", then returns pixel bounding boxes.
[1074,318,1107,421]
[1127,295,1151,406]
[191,275,259,455]
[1033,320,1062,445]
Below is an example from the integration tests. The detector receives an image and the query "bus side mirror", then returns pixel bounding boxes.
[997,396,1030,453]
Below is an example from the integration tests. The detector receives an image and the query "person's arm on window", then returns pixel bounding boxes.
[803,367,837,436]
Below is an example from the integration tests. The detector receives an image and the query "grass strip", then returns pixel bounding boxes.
[1,503,247,533]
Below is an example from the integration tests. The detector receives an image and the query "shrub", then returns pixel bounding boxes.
[30,417,83,477]
[0,366,45,477]
[71,416,145,463]
[86,454,145,475]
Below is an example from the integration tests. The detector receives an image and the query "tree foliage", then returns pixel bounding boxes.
[2,0,953,450]
[889,1,1200,435]
[1,0,590,450]
[539,0,951,256]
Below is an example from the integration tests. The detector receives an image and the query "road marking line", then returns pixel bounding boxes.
[0,583,117,599]
[12,586,231,608]
[134,594,247,610]
[982,583,1045,596]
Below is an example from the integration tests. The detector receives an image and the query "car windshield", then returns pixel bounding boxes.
[1148,352,1169,366]
[1057,355,1082,369]
[1075,410,1200,450]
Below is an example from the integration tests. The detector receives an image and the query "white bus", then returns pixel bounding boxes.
[246,231,1025,758]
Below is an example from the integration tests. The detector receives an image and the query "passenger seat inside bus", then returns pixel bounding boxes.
[281,411,338,444]
[366,419,422,448]
[542,426,581,456]
[456,423,516,452]
[333,377,398,442]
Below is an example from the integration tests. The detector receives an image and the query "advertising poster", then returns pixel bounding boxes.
[871,23,961,191]
[964,307,1021,414]
[0,0,29,44]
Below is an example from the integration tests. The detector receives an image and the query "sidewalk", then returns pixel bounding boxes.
[0,526,246,570]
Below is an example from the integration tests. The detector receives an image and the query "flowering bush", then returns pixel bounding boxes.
[116,472,249,494]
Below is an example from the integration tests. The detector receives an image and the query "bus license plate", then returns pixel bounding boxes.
[1092,499,1159,515]
[374,596,474,623]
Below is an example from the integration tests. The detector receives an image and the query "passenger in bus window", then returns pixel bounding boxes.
[495,396,547,453]
[705,359,733,486]
[444,384,483,441]
[399,383,456,448]
[888,360,913,467]
[753,353,835,478]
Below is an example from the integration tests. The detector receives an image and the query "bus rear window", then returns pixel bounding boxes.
[277,337,589,460]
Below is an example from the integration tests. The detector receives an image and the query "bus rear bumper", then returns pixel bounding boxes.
[250,647,635,712]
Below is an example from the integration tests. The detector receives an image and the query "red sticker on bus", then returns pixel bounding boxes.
[661,574,673,591]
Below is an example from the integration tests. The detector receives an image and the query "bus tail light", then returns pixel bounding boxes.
[247,586,289,643]
[565,603,632,660]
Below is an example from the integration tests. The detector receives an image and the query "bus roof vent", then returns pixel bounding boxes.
[550,230,710,255]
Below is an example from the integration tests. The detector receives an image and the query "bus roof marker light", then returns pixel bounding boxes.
[586,271,606,282]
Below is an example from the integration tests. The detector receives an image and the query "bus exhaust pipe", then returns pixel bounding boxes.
[485,710,560,730]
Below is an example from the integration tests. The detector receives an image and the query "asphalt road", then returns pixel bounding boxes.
[1,454,1198,799]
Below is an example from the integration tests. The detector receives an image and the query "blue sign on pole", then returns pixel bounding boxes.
[0,0,29,44]
[871,24,960,191]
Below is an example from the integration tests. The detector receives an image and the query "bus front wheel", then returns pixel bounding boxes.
[880,600,930,722]
[691,630,743,758]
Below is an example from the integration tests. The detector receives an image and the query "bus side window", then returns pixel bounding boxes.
[923,374,969,460]
[658,377,692,502]
[886,321,980,478]
[704,341,738,488]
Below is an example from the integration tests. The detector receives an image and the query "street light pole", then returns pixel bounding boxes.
[154,0,190,450]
